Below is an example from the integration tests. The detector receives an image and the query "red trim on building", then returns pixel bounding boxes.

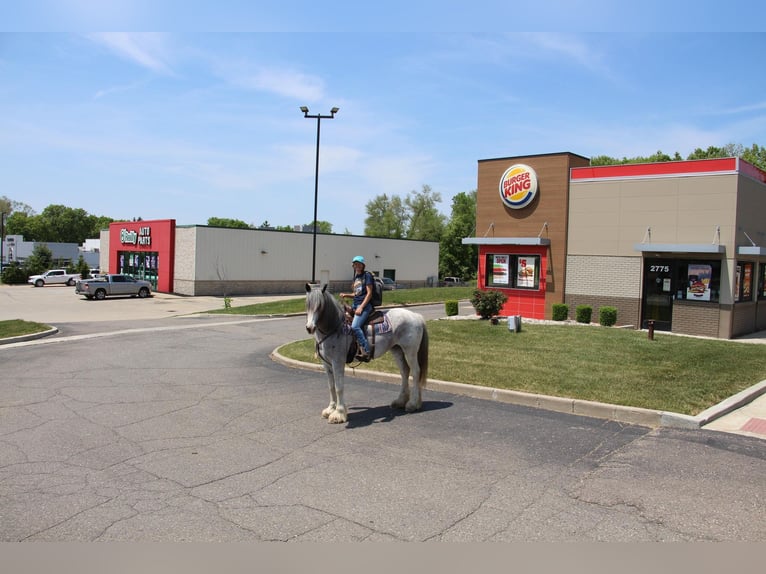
[477,244,548,319]
[571,158,738,180]
[108,219,176,293]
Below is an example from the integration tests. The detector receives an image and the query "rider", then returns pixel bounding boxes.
[340,255,374,360]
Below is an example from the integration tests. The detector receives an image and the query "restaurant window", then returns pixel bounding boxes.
[485,254,540,290]
[734,261,754,302]
[673,259,721,303]
[759,263,766,300]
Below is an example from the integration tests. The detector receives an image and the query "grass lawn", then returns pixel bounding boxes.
[0,319,51,338]
[278,319,766,416]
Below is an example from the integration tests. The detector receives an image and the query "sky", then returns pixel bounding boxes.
[2,2,766,236]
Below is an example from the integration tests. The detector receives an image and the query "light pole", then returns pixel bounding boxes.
[300,106,339,284]
[0,212,6,271]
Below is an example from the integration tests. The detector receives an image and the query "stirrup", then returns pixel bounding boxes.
[355,349,371,362]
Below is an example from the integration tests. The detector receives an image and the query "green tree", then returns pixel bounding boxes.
[6,211,43,240]
[364,194,407,238]
[405,185,446,241]
[440,191,477,280]
[24,244,54,275]
[741,144,766,171]
[34,205,94,243]
[207,217,251,229]
[304,220,333,234]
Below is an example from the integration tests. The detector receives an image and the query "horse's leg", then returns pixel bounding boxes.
[327,357,348,424]
[401,341,423,412]
[389,346,411,410]
[321,363,337,419]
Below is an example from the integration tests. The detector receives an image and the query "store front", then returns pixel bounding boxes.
[465,153,766,339]
[107,219,175,293]
[465,152,590,319]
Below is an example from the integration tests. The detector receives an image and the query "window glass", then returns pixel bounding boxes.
[760,264,766,300]
[674,260,720,302]
[485,254,540,290]
[735,262,754,302]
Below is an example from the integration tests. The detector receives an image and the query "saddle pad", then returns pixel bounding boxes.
[370,313,392,335]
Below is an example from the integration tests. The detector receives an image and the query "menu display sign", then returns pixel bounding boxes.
[686,264,712,301]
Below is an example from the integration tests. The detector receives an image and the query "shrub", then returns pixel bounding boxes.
[1,261,28,285]
[445,300,459,316]
[470,289,508,320]
[575,305,592,324]
[599,306,618,327]
[552,303,569,321]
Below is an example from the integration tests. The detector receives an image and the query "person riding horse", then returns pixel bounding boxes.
[339,255,374,361]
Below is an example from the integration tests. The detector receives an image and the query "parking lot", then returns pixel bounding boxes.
[0,283,300,324]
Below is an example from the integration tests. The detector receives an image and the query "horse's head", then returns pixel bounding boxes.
[305,282,328,334]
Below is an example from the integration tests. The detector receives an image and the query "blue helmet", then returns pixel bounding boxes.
[351,255,366,265]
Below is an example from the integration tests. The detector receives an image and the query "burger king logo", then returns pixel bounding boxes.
[499,164,538,209]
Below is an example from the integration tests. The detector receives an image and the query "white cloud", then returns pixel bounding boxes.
[87,32,174,75]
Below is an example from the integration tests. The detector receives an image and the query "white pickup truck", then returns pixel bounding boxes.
[27,269,81,287]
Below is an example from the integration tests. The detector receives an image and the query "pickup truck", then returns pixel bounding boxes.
[28,269,81,287]
[441,277,466,287]
[75,274,152,300]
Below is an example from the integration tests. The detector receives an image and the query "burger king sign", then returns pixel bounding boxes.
[499,164,538,209]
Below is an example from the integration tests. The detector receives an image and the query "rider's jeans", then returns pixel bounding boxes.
[351,305,371,354]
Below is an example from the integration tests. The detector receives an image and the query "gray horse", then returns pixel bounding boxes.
[305,283,429,424]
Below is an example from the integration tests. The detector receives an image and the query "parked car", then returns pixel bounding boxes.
[381,277,404,290]
[27,269,81,287]
[442,277,465,287]
[75,274,152,300]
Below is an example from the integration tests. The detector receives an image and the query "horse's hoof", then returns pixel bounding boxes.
[405,401,421,413]
[328,413,347,424]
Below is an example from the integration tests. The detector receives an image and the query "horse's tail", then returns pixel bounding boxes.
[417,323,429,389]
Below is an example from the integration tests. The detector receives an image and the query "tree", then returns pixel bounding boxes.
[440,191,477,280]
[35,205,95,244]
[0,196,35,217]
[364,194,407,238]
[24,244,54,275]
[741,144,766,171]
[304,220,333,234]
[207,217,251,229]
[405,185,446,242]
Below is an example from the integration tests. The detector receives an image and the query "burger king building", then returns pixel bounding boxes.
[464,152,766,339]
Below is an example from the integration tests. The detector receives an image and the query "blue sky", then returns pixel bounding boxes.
[2,3,766,235]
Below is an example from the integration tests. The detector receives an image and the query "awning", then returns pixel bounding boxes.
[738,246,766,256]
[633,243,725,254]
[462,237,551,246]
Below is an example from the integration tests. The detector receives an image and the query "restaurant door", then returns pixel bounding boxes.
[641,259,674,331]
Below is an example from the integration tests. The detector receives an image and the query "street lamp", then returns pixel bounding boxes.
[0,212,6,271]
[300,106,339,284]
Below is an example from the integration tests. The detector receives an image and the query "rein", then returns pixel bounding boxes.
[310,293,347,366]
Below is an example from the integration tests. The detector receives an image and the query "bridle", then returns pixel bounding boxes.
[309,291,347,366]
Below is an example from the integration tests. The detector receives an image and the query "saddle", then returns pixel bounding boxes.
[343,304,384,364]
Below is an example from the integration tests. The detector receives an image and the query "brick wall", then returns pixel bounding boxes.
[563,294,640,327]
[671,301,721,337]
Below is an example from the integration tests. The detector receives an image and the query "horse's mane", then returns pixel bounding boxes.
[306,285,345,333]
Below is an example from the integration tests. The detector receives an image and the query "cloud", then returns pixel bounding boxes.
[87,32,174,75]
[209,57,325,100]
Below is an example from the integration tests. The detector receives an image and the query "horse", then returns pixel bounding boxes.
[305,283,429,424]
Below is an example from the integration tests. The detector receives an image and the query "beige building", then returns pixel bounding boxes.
[100,221,439,296]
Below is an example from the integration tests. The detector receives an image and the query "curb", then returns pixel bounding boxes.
[270,347,766,430]
[0,326,59,346]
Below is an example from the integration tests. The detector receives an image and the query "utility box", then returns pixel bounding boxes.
[508,315,522,333]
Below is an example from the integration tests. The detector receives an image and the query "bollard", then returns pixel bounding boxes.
[647,320,655,340]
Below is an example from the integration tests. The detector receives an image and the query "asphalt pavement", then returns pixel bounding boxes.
[1,282,765,543]
[2,282,765,439]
